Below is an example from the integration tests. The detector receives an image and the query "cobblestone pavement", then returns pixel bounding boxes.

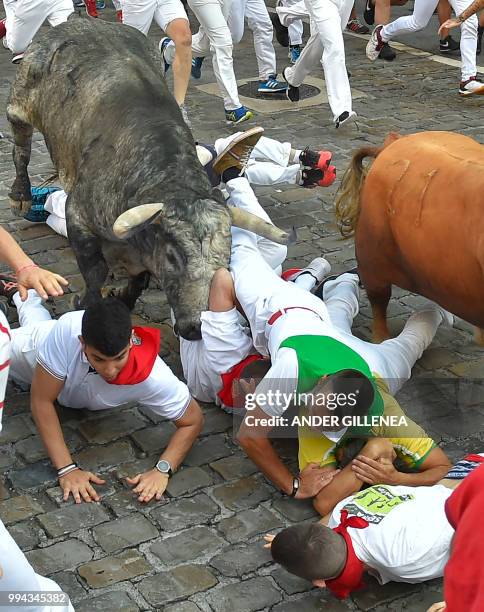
[0,3,483,611]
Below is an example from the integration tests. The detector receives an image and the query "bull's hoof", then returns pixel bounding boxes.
[9,197,32,217]
[100,285,118,298]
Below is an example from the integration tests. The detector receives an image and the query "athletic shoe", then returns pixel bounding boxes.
[291,257,332,284]
[191,57,204,79]
[459,76,484,96]
[12,53,24,64]
[477,26,483,55]
[282,67,300,102]
[96,0,105,8]
[299,147,332,170]
[85,0,98,17]
[334,110,357,129]
[378,42,396,61]
[346,18,369,34]
[257,75,287,94]
[0,275,19,305]
[270,10,289,47]
[0,19,6,39]
[225,106,254,125]
[314,268,360,299]
[213,126,264,176]
[116,9,123,22]
[363,0,375,25]
[440,35,460,53]
[301,165,336,188]
[179,104,192,129]
[159,37,172,73]
[366,25,385,61]
[289,45,301,64]
[24,186,60,223]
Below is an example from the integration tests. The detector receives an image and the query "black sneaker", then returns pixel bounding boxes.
[477,26,483,55]
[269,10,289,47]
[313,268,361,299]
[440,35,460,54]
[378,42,396,61]
[363,0,375,25]
[282,67,300,102]
[0,275,19,305]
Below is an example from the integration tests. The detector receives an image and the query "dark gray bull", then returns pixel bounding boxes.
[7,16,290,339]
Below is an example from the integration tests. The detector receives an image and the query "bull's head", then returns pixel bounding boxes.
[112,198,292,340]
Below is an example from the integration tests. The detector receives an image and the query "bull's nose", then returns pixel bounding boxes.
[179,323,202,341]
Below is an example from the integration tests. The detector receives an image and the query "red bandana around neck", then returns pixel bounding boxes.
[217,354,264,408]
[109,326,160,386]
[325,510,369,599]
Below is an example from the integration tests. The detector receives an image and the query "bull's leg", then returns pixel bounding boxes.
[68,226,110,308]
[475,327,484,346]
[366,284,392,343]
[116,271,151,310]
[7,109,33,217]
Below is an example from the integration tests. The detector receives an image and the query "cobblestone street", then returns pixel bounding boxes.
[0,2,483,611]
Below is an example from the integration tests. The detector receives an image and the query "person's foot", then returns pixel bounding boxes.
[179,104,192,129]
[213,126,264,177]
[300,166,336,188]
[191,56,204,79]
[289,45,301,64]
[363,0,375,25]
[159,37,173,73]
[290,257,332,284]
[270,10,289,47]
[459,76,484,96]
[334,110,357,129]
[0,275,19,305]
[24,186,59,223]
[299,147,332,170]
[257,75,287,94]
[346,18,369,34]
[12,53,25,64]
[282,67,300,102]
[224,106,254,125]
[378,42,396,61]
[313,268,360,299]
[439,35,460,54]
[366,25,385,61]
[477,26,483,55]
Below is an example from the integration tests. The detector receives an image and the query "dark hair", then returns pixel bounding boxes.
[81,297,132,356]
[271,523,347,581]
[311,369,375,419]
[239,358,272,381]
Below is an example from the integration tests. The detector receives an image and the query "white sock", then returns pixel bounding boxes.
[294,272,316,291]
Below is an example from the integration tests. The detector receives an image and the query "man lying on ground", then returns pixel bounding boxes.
[0,289,203,505]
[265,454,484,600]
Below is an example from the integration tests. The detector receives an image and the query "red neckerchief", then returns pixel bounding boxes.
[109,327,160,385]
[217,354,264,408]
[325,510,369,599]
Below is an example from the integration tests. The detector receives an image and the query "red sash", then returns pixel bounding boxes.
[109,327,160,386]
[217,354,264,408]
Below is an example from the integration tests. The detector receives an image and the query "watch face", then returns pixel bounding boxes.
[156,460,171,474]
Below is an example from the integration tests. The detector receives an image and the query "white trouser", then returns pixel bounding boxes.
[5,0,73,54]
[122,0,188,35]
[229,177,330,355]
[280,0,353,120]
[382,0,477,80]
[112,0,122,9]
[214,133,300,185]
[10,291,55,386]
[281,0,304,45]
[228,0,277,79]
[190,0,242,110]
[45,190,68,237]
[321,274,446,395]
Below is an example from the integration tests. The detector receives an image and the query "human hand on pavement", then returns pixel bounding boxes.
[352,455,401,486]
[59,468,106,503]
[126,468,169,503]
[296,463,339,499]
[263,534,275,549]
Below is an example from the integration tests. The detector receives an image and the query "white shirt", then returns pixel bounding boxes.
[36,311,190,421]
[328,484,454,585]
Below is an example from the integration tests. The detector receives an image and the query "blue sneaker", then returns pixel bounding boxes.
[191,57,204,79]
[24,186,60,223]
[159,37,172,73]
[225,106,254,125]
[289,45,301,64]
[257,75,287,94]
[96,0,105,8]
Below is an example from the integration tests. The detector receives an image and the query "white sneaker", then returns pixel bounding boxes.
[334,110,357,129]
[291,257,332,283]
[459,76,484,96]
[12,52,24,64]
[196,145,214,167]
[366,25,385,61]
[420,300,454,328]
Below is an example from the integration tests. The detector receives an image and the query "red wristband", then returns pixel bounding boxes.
[15,263,39,276]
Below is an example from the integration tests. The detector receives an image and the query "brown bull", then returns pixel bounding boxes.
[335,131,484,344]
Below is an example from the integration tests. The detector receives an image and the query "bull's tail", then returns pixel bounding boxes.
[335,132,401,238]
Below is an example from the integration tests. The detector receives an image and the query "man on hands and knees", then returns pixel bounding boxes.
[1,286,203,504]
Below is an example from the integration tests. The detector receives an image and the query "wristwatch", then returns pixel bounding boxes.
[155,459,173,477]
[289,476,300,497]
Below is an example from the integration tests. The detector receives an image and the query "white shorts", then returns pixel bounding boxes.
[180,307,253,405]
[122,0,188,34]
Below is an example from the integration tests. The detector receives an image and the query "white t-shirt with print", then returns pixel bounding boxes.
[328,484,454,585]
[36,311,190,421]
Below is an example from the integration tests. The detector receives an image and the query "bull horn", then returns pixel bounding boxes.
[113,203,164,239]
[228,206,296,245]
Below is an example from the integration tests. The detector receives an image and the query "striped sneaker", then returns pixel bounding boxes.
[225,106,254,125]
[257,75,287,94]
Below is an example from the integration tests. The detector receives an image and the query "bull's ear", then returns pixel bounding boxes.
[113,203,164,239]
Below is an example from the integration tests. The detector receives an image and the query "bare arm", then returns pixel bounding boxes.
[438,0,484,33]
